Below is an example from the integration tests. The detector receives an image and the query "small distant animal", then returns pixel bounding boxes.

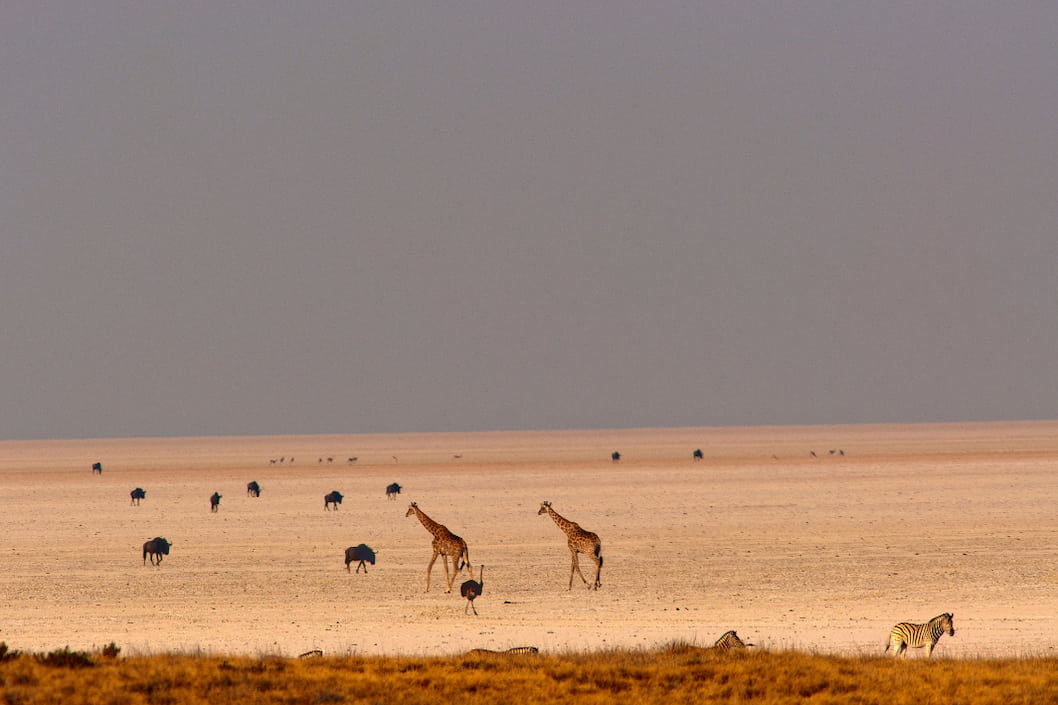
[713,630,753,649]
[693,448,703,461]
[130,488,146,505]
[344,544,376,573]
[886,613,955,657]
[298,649,323,659]
[142,537,171,565]
[324,491,343,510]
[210,492,222,512]
[461,565,484,615]
[385,482,402,500]
[611,451,621,463]
[348,457,358,463]
[247,481,261,497]
[91,462,103,475]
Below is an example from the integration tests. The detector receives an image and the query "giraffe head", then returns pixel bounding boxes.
[538,501,552,515]
[405,501,418,517]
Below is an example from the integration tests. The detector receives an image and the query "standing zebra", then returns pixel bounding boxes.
[885,613,955,657]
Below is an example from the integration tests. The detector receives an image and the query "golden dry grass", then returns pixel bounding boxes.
[1,645,1057,705]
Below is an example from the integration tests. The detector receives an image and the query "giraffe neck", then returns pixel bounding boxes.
[413,505,445,537]
[546,505,578,536]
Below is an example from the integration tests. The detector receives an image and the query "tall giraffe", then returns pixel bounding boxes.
[538,501,603,590]
[405,502,472,593]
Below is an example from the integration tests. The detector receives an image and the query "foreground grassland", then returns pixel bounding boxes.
[2,645,1057,705]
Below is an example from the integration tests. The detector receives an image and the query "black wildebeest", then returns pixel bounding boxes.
[210,492,222,512]
[461,565,485,615]
[693,448,704,461]
[344,544,376,573]
[91,462,103,475]
[385,482,402,500]
[247,481,261,497]
[324,491,343,510]
[130,488,146,505]
[611,451,621,463]
[143,537,171,565]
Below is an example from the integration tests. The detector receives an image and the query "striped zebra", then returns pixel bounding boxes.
[713,630,752,649]
[885,612,955,657]
[466,646,539,656]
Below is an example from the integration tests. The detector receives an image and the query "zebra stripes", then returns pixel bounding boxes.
[885,612,955,657]
[713,630,752,649]
[466,646,540,656]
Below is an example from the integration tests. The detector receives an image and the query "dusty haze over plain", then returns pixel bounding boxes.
[3,4,1058,440]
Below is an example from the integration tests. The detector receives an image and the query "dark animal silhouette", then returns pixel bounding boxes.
[693,448,703,461]
[348,457,358,463]
[611,451,621,462]
[385,482,402,500]
[143,537,171,565]
[324,491,343,510]
[247,481,261,497]
[210,492,222,512]
[461,565,484,615]
[91,462,103,474]
[344,544,376,573]
[130,488,146,505]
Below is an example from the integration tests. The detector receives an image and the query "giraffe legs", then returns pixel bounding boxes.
[441,554,453,593]
[425,550,440,592]
[569,551,589,590]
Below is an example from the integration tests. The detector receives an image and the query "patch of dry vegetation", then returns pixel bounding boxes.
[0,643,1055,704]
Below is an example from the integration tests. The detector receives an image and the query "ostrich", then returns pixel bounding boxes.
[461,565,484,615]
[210,492,222,512]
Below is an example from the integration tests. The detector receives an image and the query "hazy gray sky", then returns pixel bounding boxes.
[3,3,1057,440]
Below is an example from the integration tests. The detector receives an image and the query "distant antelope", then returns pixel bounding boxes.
[130,488,146,505]
[91,462,103,475]
[611,451,621,463]
[324,491,343,510]
[385,482,402,500]
[210,492,222,512]
[247,481,261,497]
[693,449,703,461]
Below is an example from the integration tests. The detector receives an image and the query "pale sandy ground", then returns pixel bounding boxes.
[1,421,1056,659]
